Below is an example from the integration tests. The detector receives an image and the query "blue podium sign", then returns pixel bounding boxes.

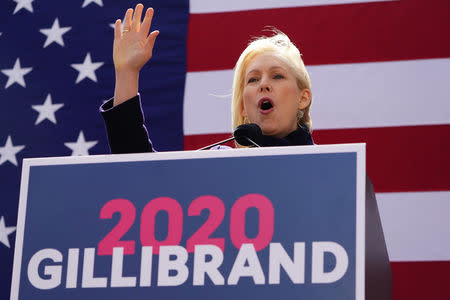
[11,144,365,300]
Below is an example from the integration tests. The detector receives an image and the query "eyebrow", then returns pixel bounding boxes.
[246,66,286,75]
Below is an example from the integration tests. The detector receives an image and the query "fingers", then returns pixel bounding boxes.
[131,3,144,32]
[140,8,154,38]
[114,19,122,39]
[119,4,155,38]
[122,8,133,32]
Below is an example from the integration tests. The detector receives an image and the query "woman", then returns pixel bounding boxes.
[99,7,393,296]
[101,4,313,153]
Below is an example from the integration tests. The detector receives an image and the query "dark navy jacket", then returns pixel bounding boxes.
[100,95,314,154]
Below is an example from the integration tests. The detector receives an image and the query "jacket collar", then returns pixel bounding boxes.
[258,126,314,147]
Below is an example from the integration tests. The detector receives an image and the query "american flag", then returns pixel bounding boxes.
[0,0,449,299]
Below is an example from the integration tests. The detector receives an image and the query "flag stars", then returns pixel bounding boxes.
[39,18,72,48]
[1,58,33,89]
[109,12,126,30]
[0,136,25,166]
[0,216,16,248]
[32,94,64,125]
[64,131,98,156]
[82,0,103,8]
[71,53,104,84]
[13,0,34,14]
[109,21,124,31]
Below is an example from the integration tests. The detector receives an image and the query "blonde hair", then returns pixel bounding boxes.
[231,31,312,133]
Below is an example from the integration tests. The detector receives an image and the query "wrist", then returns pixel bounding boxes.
[115,67,139,79]
[113,70,139,107]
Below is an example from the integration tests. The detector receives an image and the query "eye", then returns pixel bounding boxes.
[274,74,284,79]
[247,77,258,83]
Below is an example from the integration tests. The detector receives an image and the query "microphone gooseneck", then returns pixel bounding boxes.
[196,123,262,150]
[196,136,235,150]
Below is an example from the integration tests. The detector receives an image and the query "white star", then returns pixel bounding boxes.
[109,22,124,31]
[64,131,98,156]
[0,216,16,248]
[1,58,33,89]
[13,0,34,14]
[0,135,25,166]
[39,18,72,48]
[82,0,103,8]
[109,12,126,30]
[70,53,104,84]
[31,94,64,125]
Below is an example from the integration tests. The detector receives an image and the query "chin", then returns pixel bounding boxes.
[259,124,279,137]
[261,126,295,139]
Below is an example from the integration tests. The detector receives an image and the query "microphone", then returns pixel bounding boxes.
[196,123,262,150]
[233,123,262,147]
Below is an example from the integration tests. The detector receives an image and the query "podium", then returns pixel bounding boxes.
[11,144,391,299]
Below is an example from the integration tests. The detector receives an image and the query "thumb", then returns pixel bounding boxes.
[145,30,160,50]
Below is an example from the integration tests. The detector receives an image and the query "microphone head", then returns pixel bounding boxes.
[233,123,262,146]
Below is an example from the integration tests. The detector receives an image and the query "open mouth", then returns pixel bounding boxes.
[261,100,273,110]
[259,98,274,111]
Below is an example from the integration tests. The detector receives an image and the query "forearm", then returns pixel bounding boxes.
[113,69,139,107]
[101,96,156,153]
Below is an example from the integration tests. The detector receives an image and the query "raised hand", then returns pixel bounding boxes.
[113,4,159,106]
[113,4,159,73]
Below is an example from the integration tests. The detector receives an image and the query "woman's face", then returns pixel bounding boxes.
[242,53,308,138]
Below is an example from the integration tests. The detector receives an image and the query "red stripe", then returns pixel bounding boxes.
[187,0,450,71]
[313,125,450,193]
[184,124,450,193]
[391,261,450,300]
[184,133,235,150]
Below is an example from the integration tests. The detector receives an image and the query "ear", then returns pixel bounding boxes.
[298,89,312,110]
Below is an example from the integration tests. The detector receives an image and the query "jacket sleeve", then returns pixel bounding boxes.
[100,94,156,154]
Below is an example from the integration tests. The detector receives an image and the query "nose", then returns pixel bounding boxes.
[259,76,272,92]
[260,85,271,92]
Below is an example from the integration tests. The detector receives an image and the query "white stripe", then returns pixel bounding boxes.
[376,191,450,262]
[183,58,450,135]
[183,69,234,135]
[190,0,395,14]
